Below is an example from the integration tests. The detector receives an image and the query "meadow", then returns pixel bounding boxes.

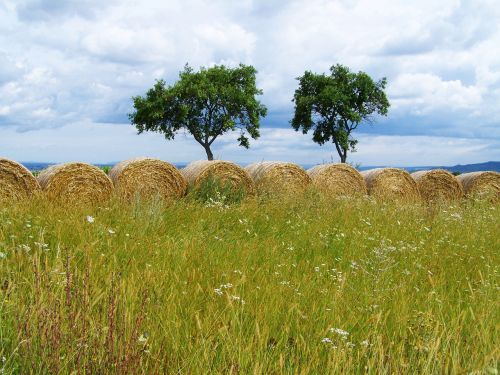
[0,192,498,373]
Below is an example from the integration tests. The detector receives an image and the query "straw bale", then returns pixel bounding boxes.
[109,157,187,201]
[307,163,367,196]
[457,171,500,202]
[361,168,420,201]
[37,162,113,204]
[0,157,40,201]
[182,160,255,195]
[244,161,311,195]
[411,169,463,202]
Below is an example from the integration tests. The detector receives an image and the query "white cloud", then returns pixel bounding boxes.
[389,73,482,115]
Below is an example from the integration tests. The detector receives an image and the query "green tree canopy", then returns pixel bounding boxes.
[291,64,390,163]
[129,64,267,160]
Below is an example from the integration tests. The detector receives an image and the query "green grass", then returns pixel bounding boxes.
[0,194,498,373]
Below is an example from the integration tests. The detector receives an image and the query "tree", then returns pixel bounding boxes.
[129,64,267,160]
[291,64,389,163]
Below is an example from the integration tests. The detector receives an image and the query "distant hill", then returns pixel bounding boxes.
[406,161,500,173]
[441,161,500,173]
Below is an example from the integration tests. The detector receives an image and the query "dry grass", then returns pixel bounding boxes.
[37,162,113,205]
[411,169,463,203]
[0,195,497,373]
[245,161,311,196]
[182,160,255,196]
[361,168,420,201]
[0,157,40,201]
[109,157,187,201]
[457,171,500,202]
[307,163,367,197]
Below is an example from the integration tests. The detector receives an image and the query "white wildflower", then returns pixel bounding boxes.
[330,328,349,338]
[231,295,245,304]
[214,288,223,296]
[86,216,95,223]
[321,338,332,343]
[0,252,6,259]
[108,229,115,234]
[138,333,148,343]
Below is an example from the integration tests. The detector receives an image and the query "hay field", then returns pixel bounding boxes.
[0,194,498,373]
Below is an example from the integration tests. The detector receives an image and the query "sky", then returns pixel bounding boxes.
[0,0,499,166]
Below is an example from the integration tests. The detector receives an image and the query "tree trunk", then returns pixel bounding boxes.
[203,144,214,160]
[340,152,347,163]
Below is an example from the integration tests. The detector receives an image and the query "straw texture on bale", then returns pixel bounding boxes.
[0,157,40,201]
[37,162,113,204]
[245,162,311,195]
[182,160,255,195]
[307,163,367,196]
[457,171,500,201]
[361,168,420,201]
[109,158,187,201]
[411,169,463,202]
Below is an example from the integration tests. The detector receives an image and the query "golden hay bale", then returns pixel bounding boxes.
[244,161,311,195]
[411,169,463,202]
[182,160,255,195]
[0,157,41,201]
[361,168,420,201]
[109,157,187,201]
[457,171,500,201]
[37,162,113,204]
[307,163,367,196]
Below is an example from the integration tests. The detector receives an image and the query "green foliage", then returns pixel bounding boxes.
[101,166,111,174]
[187,175,247,206]
[129,64,267,160]
[0,197,497,373]
[452,171,461,176]
[291,64,390,162]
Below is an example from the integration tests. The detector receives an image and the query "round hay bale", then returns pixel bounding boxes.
[109,157,187,201]
[0,157,40,201]
[182,160,255,195]
[457,171,500,202]
[244,161,311,195]
[361,168,420,201]
[411,169,463,202]
[307,163,367,197]
[37,162,113,204]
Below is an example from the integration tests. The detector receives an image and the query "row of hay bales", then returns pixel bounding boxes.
[1,157,499,204]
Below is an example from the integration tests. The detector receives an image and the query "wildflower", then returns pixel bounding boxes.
[25,223,32,228]
[86,216,95,223]
[18,244,31,252]
[231,295,245,304]
[360,340,370,347]
[321,338,332,344]
[214,288,223,296]
[108,229,115,234]
[0,252,6,259]
[138,333,148,343]
[330,328,349,339]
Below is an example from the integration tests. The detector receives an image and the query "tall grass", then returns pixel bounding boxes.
[0,194,498,373]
